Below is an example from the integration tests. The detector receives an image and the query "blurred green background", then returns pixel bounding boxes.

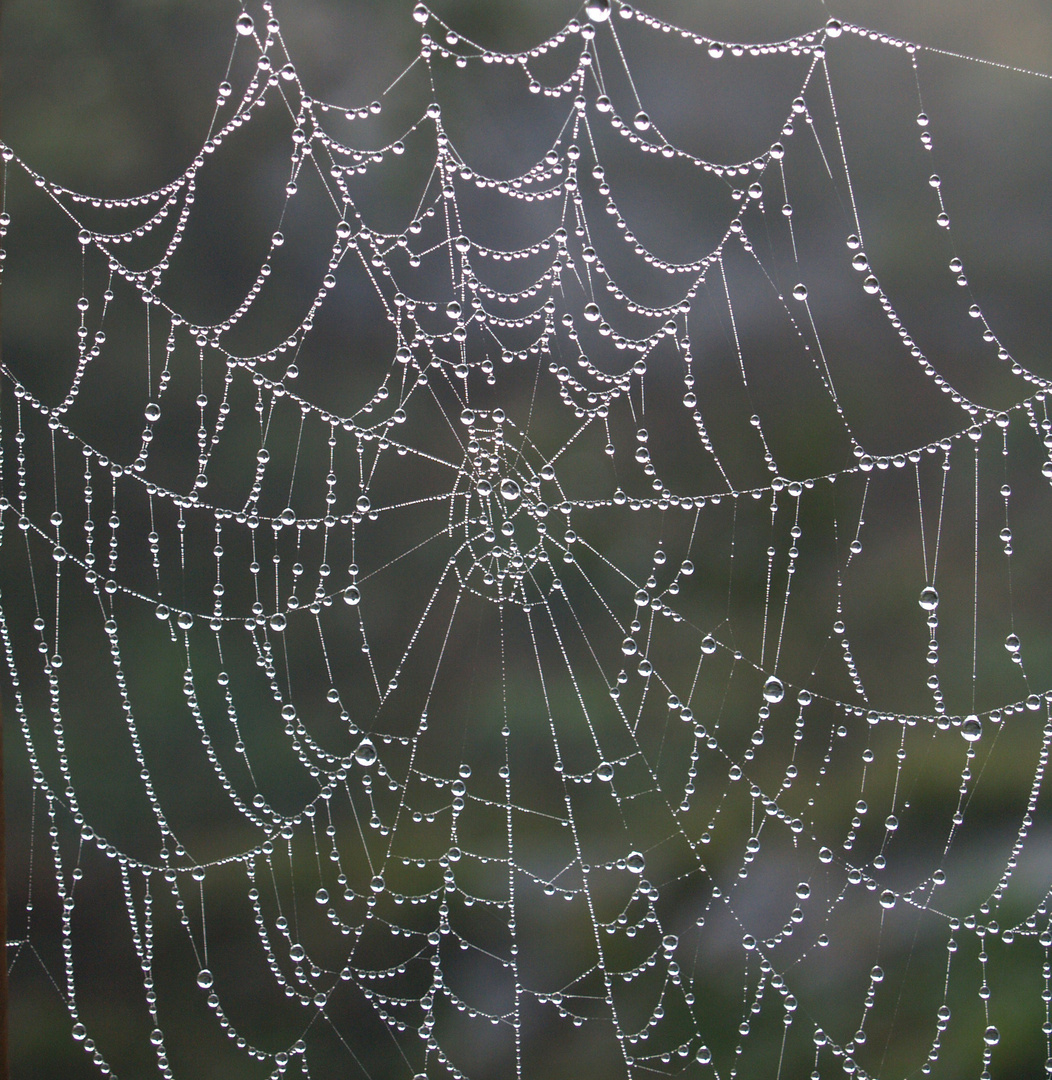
[3,1,1052,1078]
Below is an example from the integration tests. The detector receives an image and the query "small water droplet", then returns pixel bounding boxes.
[961,715,982,742]
[355,738,378,766]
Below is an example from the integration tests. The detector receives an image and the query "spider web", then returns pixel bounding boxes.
[3,1,1052,1077]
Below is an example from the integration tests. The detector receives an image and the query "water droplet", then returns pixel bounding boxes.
[621,637,638,656]
[412,3,429,23]
[696,1046,712,1064]
[343,586,361,606]
[633,111,651,132]
[355,738,377,767]
[197,968,214,989]
[235,13,254,35]
[863,275,880,294]
[626,851,645,873]
[962,715,982,742]
[597,761,614,782]
[72,1022,87,1041]
[499,478,521,501]
[879,890,896,909]
[583,302,601,322]
[315,888,329,904]
[792,283,808,301]
[155,603,170,620]
[762,676,784,704]
[177,611,194,630]
[918,586,939,611]
[370,874,385,893]
[1005,633,1021,655]
[269,613,287,632]
[984,1025,1000,1046]
[585,0,611,21]
[826,17,843,36]
[145,402,161,422]
[701,635,716,654]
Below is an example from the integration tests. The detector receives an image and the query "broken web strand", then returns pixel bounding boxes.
[1,1,1052,1078]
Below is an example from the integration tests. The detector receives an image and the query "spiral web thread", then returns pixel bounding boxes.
[3,1,1052,1077]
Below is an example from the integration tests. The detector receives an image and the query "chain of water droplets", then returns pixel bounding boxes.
[3,1,1052,1078]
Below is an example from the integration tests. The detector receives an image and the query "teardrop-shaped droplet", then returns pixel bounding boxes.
[197,968,214,989]
[585,0,611,22]
[626,851,645,873]
[354,738,378,767]
[878,890,896,910]
[499,478,521,501]
[343,586,361,606]
[918,586,939,611]
[762,676,785,704]
[961,715,982,742]
[583,302,601,322]
[597,761,614,782]
[621,637,638,656]
[633,110,651,132]
[235,13,254,35]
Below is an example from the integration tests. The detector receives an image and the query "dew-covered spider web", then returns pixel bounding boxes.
[3,1,1052,1077]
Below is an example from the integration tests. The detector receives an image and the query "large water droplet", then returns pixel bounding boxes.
[585,0,611,21]
[354,738,378,767]
[626,851,645,873]
[583,302,601,322]
[499,478,521,501]
[235,13,254,35]
[1005,633,1021,654]
[919,586,939,611]
[197,968,214,989]
[879,890,896,910]
[762,676,784,704]
[621,637,638,656]
[343,586,361,606]
[961,715,982,742]
[983,1025,1000,1046]
[597,761,614,782]
[144,402,161,422]
[633,111,651,132]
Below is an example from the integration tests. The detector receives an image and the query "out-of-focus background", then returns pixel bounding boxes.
[3,2,1051,1078]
